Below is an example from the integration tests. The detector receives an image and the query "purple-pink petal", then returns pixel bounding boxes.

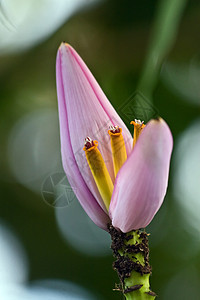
[109,118,173,232]
[56,47,110,229]
[56,43,132,214]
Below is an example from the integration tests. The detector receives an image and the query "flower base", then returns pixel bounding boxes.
[108,224,156,299]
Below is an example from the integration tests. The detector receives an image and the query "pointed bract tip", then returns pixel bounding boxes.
[152,117,169,127]
[59,42,72,51]
[153,116,162,122]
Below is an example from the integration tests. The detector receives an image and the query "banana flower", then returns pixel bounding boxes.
[56,43,173,233]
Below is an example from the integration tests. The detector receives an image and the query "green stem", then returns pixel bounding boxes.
[138,0,187,99]
[108,225,156,300]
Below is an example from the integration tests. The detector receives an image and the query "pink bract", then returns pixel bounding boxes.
[56,43,173,232]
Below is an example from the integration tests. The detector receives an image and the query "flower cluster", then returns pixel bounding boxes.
[56,43,173,233]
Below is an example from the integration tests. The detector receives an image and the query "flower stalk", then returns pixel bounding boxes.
[108,224,156,300]
[56,43,173,298]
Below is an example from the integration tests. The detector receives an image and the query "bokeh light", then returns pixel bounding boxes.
[173,119,200,235]
[7,109,62,193]
[0,222,28,285]
[29,279,95,300]
[0,0,98,54]
[56,197,111,256]
[0,281,95,300]
[0,222,95,299]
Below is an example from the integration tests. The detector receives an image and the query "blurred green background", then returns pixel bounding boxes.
[0,0,200,299]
